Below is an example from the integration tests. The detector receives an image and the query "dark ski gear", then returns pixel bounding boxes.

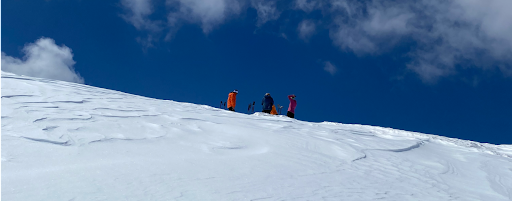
[287,111,295,118]
[261,93,274,111]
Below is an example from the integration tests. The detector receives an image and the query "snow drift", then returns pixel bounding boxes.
[2,71,512,201]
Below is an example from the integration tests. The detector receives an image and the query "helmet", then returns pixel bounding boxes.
[233,89,238,93]
[265,93,270,96]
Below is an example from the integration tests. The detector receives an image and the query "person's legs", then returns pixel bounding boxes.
[286,111,295,118]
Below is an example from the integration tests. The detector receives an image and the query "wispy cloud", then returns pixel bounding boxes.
[251,0,280,26]
[120,0,163,48]
[297,19,316,41]
[1,38,84,84]
[322,0,512,82]
[324,61,337,75]
[166,0,244,34]
[120,0,512,82]
[120,0,281,41]
[294,0,321,13]
[122,0,247,43]
[120,0,161,32]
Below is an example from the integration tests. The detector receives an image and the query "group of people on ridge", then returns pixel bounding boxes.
[225,90,297,119]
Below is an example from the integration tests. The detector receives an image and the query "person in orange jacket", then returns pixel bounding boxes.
[271,105,278,115]
[227,89,238,111]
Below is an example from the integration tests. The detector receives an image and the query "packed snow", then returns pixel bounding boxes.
[2,71,512,201]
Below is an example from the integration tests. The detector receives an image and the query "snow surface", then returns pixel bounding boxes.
[2,71,512,201]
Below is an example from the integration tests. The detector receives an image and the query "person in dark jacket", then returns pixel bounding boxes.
[261,93,274,114]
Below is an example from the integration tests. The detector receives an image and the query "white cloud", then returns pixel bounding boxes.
[121,0,164,48]
[121,0,280,40]
[298,20,316,41]
[324,61,337,75]
[121,0,162,32]
[295,0,321,13]
[326,0,512,82]
[166,0,244,34]
[251,0,280,26]
[1,38,84,84]
[329,0,415,54]
[120,0,512,82]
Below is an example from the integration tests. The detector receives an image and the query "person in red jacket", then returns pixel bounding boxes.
[227,89,238,111]
[287,94,297,118]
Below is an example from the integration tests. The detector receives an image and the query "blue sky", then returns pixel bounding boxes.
[2,0,512,144]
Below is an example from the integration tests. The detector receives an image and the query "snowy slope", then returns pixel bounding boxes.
[2,71,512,201]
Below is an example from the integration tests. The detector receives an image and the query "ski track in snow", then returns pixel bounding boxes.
[2,71,512,201]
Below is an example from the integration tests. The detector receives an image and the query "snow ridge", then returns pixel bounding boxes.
[322,122,512,160]
[2,71,512,201]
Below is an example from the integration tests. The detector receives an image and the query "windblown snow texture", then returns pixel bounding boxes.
[2,71,512,201]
